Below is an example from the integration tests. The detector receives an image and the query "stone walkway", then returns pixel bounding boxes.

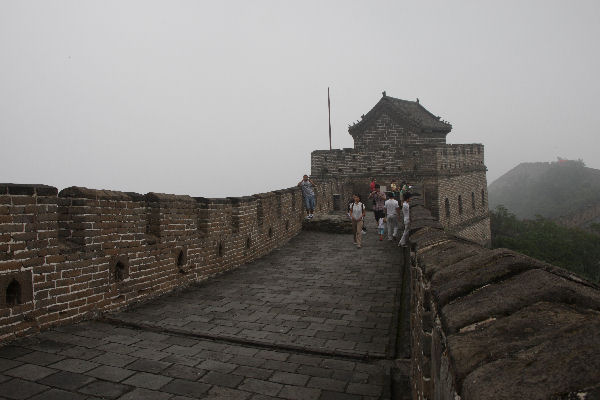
[0,229,405,400]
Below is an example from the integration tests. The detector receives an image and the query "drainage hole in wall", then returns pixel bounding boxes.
[6,279,22,306]
[177,250,185,267]
[114,262,125,282]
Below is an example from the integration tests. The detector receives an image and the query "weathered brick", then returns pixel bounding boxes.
[11,197,36,205]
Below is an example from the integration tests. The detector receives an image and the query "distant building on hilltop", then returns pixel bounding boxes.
[311,92,491,245]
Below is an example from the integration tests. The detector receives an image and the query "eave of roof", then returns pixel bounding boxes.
[348,95,452,134]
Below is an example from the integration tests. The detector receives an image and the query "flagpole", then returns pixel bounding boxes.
[328,87,332,150]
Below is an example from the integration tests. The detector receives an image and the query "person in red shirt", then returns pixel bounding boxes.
[369,178,377,208]
[369,184,386,224]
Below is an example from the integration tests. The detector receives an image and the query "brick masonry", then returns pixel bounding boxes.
[0,181,353,342]
[0,228,400,400]
[1,187,598,398]
[407,195,600,399]
[310,94,490,246]
[2,94,597,398]
[434,172,490,245]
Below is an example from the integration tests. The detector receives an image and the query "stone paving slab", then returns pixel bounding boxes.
[0,230,403,399]
[0,320,389,399]
[109,231,402,359]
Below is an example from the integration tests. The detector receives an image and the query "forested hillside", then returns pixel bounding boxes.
[488,160,600,222]
[490,206,600,283]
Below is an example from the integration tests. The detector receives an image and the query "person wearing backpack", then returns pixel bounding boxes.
[350,194,366,248]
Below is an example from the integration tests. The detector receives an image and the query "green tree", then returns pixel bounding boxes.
[490,206,600,283]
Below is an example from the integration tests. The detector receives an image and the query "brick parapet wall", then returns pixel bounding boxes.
[0,180,346,342]
[406,197,600,399]
[0,185,59,337]
[311,142,491,243]
[434,144,484,172]
[311,112,484,182]
[451,216,491,248]
[312,143,485,180]
[350,113,447,152]
[432,172,490,245]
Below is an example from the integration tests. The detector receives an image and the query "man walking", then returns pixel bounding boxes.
[298,175,317,219]
[384,193,399,241]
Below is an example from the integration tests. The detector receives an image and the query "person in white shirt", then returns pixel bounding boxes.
[350,194,366,248]
[384,193,399,241]
[399,193,411,247]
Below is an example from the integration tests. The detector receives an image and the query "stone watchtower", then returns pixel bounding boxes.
[311,92,491,245]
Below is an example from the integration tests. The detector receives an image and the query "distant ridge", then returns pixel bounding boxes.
[488,160,600,223]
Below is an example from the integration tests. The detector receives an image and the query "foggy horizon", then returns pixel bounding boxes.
[2,1,599,198]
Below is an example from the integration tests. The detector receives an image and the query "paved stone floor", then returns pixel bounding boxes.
[0,229,405,400]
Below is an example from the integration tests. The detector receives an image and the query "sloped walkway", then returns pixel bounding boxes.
[0,229,405,400]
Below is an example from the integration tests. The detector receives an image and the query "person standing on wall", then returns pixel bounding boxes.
[298,174,317,219]
[350,194,366,248]
[399,192,411,247]
[384,192,399,241]
[369,184,386,224]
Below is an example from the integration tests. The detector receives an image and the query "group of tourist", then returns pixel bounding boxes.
[350,178,411,249]
[297,174,412,250]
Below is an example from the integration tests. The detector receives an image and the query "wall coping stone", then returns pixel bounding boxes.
[253,192,277,199]
[124,192,146,202]
[145,192,195,203]
[59,186,135,200]
[0,183,58,196]
[227,196,257,204]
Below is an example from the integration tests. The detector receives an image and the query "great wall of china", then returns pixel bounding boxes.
[1,94,599,399]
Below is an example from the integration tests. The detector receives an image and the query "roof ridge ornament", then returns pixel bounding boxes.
[382,91,386,97]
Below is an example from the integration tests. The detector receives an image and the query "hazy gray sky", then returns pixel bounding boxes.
[1,1,599,197]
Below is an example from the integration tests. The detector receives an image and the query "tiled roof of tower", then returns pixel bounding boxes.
[349,94,452,134]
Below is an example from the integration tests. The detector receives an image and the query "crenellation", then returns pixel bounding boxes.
[408,204,600,399]
[0,180,347,341]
